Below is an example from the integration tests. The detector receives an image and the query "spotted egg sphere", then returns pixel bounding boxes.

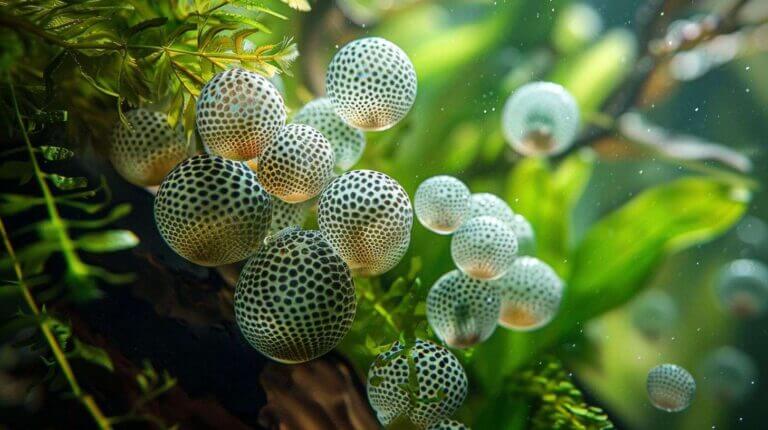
[268,197,311,236]
[466,193,516,227]
[109,109,187,186]
[154,155,272,266]
[497,257,563,331]
[510,214,536,256]
[427,420,471,430]
[367,339,468,428]
[293,97,366,171]
[630,290,679,341]
[427,270,500,349]
[196,68,286,161]
[234,229,356,363]
[701,346,757,404]
[646,364,696,412]
[326,37,417,131]
[258,124,335,203]
[502,81,580,156]
[318,170,413,276]
[415,176,471,235]
[451,216,518,280]
[715,259,768,318]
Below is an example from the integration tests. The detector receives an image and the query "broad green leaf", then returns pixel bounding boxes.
[76,230,139,253]
[474,177,748,392]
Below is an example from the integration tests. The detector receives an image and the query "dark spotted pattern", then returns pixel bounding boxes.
[268,197,311,236]
[154,154,272,266]
[234,229,356,363]
[427,420,471,430]
[326,37,417,131]
[318,170,412,276]
[427,270,500,349]
[259,124,334,203]
[367,339,468,428]
[647,364,696,412]
[196,68,286,161]
[109,109,187,186]
[415,175,471,235]
[293,97,366,171]
[451,216,518,281]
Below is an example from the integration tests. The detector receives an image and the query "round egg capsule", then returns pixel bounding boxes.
[466,193,516,227]
[367,339,468,428]
[109,109,187,186]
[196,68,286,161]
[234,229,356,363]
[630,290,678,341]
[716,259,768,318]
[267,197,311,236]
[326,37,417,131]
[427,420,471,430]
[154,155,272,266]
[510,214,535,256]
[451,216,518,280]
[318,170,413,276]
[497,257,563,331]
[502,81,580,156]
[427,270,501,348]
[415,176,471,234]
[293,97,366,171]
[646,364,696,412]
[258,124,335,203]
[701,346,757,404]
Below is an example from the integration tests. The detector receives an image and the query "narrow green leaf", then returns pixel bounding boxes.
[76,230,139,253]
[69,338,114,372]
[67,203,132,229]
[125,17,168,38]
[39,146,74,161]
[47,174,88,190]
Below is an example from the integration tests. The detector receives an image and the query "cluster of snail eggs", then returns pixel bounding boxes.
[258,123,335,203]
[701,346,757,403]
[318,170,413,277]
[497,257,563,331]
[646,364,696,412]
[196,68,286,161]
[415,176,471,235]
[715,258,768,318]
[268,198,311,236]
[630,290,679,341]
[426,270,501,348]
[427,420,471,430]
[293,97,366,171]
[234,229,356,363]
[451,216,518,281]
[326,37,417,131]
[502,81,580,156]
[153,155,272,266]
[367,339,468,428]
[109,108,188,186]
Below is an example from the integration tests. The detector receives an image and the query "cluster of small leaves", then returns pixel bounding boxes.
[507,357,614,430]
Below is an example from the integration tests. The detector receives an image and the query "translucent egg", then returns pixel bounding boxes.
[510,214,536,256]
[716,259,768,318]
[268,198,311,236]
[497,257,563,331]
[630,290,678,341]
[293,97,366,171]
[326,37,417,131]
[501,81,580,156]
[367,339,468,428]
[451,216,518,280]
[701,346,757,403]
[415,175,471,234]
[466,193,516,227]
[427,270,501,348]
[646,364,696,412]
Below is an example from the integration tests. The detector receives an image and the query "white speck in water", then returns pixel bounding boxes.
[694,107,700,112]
[745,66,750,71]
[639,169,644,175]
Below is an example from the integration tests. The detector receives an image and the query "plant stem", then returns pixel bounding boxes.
[0,218,112,430]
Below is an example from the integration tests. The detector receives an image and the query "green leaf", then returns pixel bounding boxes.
[47,174,88,190]
[69,338,114,372]
[39,146,74,161]
[67,203,132,229]
[76,230,139,253]
[280,0,311,11]
[474,177,748,392]
[125,17,168,38]
[0,193,44,215]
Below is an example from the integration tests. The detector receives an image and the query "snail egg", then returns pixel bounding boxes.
[196,68,286,161]
[646,364,696,412]
[629,290,678,341]
[510,214,536,256]
[451,216,518,280]
[318,170,413,276]
[466,193,516,227]
[258,124,335,203]
[367,339,468,428]
[427,420,471,430]
[109,109,187,186]
[701,346,757,404]
[154,154,272,266]
[716,259,768,318]
[501,81,580,156]
[268,197,311,236]
[293,97,366,171]
[234,229,356,363]
[427,270,501,349]
[497,257,563,331]
[415,175,471,235]
[326,37,417,131]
